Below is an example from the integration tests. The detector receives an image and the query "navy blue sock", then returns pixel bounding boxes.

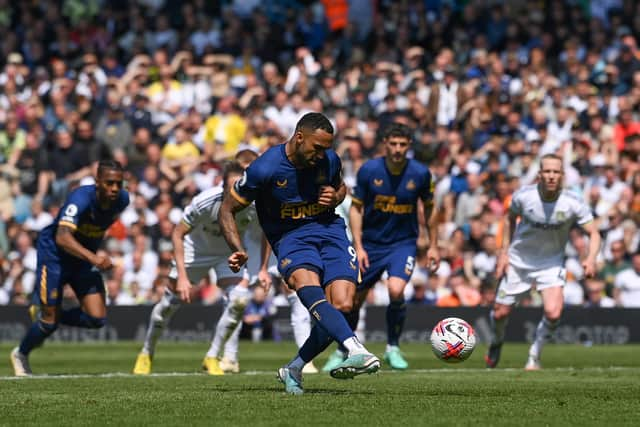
[61,308,106,329]
[298,324,333,363]
[386,298,406,346]
[344,310,360,331]
[297,286,354,344]
[19,320,57,355]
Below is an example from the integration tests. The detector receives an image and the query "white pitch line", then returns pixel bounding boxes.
[1,366,638,381]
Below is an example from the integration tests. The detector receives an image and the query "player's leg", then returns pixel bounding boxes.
[527,270,565,370]
[61,268,108,329]
[205,269,249,375]
[12,261,63,376]
[485,265,527,368]
[320,286,367,373]
[134,286,181,374]
[384,277,410,369]
[282,283,317,373]
[383,245,417,370]
[318,225,380,379]
[134,264,195,374]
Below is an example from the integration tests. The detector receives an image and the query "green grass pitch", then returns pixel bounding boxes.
[1,342,639,426]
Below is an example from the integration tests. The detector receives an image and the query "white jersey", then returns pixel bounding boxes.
[181,187,257,267]
[508,185,593,270]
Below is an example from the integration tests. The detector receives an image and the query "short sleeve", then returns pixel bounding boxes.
[58,191,91,231]
[351,164,369,206]
[419,169,434,202]
[231,162,264,206]
[509,191,522,216]
[181,201,202,229]
[575,200,594,225]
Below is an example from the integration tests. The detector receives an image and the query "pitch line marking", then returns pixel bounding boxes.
[0,366,638,381]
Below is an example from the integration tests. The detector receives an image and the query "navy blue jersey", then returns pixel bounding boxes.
[352,157,433,246]
[231,143,342,247]
[37,185,129,265]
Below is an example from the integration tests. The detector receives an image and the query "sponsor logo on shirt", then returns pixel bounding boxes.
[372,195,414,214]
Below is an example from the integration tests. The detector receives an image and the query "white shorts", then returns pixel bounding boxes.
[495,265,567,305]
[169,257,242,286]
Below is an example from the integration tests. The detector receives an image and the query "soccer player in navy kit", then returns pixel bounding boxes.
[324,123,441,371]
[219,112,380,395]
[10,160,129,376]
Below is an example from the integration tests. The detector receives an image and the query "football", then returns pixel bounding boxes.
[430,317,476,363]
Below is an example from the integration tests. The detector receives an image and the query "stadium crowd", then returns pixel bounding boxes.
[0,0,639,311]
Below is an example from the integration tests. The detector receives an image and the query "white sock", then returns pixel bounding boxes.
[529,317,558,360]
[142,290,181,356]
[342,336,367,356]
[206,285,250,358]
[489,309,508,346]
[222,320,242,362]
[287,356,305,371]
[288,293,311,348]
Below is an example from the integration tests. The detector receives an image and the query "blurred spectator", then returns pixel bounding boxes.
[242,286,276,342]
[613,251,640,307]
[584,277,616,308]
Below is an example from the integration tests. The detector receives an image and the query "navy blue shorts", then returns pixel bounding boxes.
[273,218,359,287]
[33,257,105,306]
[358,241,416,291]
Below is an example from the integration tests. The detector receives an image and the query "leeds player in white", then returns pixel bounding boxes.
[133,162,265,375]
[486,154,601,370]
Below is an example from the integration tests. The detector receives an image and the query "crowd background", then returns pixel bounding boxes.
[0,0,639,314]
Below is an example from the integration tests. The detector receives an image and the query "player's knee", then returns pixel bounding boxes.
[332,299,353,313]
[38,319,59,335]
[493,305,511,320]
[85,315,107,329]
[230,296,249,315]
[544,307,562,323]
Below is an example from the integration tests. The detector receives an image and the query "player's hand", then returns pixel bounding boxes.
[356,246,369,272]
[582,257,597,278]
[258,268,272,292]
[94,254,113,271]
[318,186,338,207]
[427,246,441,273]
[228,251,249,273]
[176,276,192,303]
[495,251,509,279]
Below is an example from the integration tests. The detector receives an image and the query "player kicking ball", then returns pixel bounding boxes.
[133,161,267,375]
[220,113,380,395]
[11,161,129,376]
[486,154,601,370]
[322,123,441,372]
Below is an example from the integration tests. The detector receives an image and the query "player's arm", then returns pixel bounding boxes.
[579,220,601,278]
[220,193,250,272]
[318,180,346,207]
[349,198,369,270]
[55,226,112,270]
[172,221,193,302]
[319,155,347,207]
[258,233,272,291]
[496,210,518,279]
[221,164,261,272]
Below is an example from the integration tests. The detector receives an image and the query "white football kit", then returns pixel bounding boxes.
[169,186,257,283]
[497,185,593,305]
